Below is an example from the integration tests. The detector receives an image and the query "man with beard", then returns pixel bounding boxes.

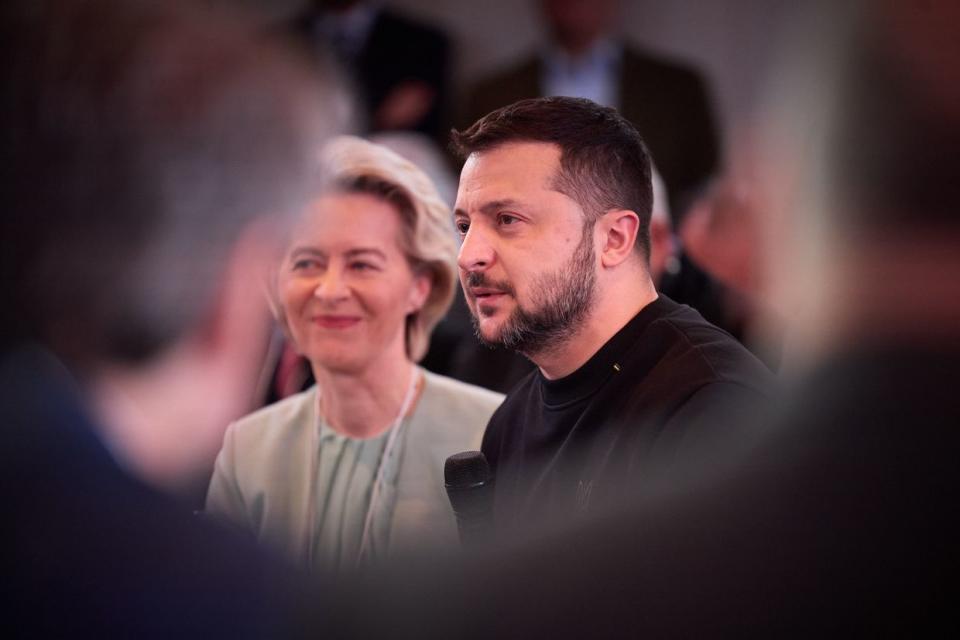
[451,97,772,529]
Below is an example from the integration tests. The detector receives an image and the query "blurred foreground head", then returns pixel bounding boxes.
[0,0,336,364]
[760,0,960,363]
[0,0,341,489]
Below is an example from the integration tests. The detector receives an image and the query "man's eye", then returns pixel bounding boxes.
[455,220,470,234]
[350,262,376,272]
[498,214,519,226]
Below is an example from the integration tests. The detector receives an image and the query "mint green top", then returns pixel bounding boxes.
[307,416,402,571]
[206,369,503,572]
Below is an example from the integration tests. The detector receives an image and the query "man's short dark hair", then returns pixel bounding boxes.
[451,97,654,259]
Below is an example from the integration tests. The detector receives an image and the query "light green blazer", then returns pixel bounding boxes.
[206,369,503,567]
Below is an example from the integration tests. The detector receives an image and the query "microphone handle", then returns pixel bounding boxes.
[446,481,494,547]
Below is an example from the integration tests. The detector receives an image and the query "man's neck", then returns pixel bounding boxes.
[532,277,658,380]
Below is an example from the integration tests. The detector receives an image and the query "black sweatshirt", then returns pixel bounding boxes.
[481,294,774,529]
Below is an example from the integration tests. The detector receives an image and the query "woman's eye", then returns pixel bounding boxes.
[350,262,376,272]
[292,259,319,271]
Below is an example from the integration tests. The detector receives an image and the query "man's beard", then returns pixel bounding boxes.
[467,222,596,357]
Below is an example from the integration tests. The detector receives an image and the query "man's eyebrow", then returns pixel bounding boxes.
[453,199,523,218]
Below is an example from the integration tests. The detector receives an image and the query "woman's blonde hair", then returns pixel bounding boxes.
[274,135,458,362]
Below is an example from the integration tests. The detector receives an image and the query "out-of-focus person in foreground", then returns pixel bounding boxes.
[336,1,960,635]
[0,0,339,636]
[451,96,773,530]
[206,136,502,572]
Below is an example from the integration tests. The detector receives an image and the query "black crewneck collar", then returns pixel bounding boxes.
[539,295,671,408]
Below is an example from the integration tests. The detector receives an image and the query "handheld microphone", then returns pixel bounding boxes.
[444,450,494,548]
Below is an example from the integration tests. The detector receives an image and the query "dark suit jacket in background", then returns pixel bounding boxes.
[294,7,451,141]
[463,43,720,219]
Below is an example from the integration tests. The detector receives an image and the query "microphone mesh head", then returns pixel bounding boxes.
[444,450,491,488]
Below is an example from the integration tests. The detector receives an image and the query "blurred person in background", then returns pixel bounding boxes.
[463,0,719,219]
[0,0,340,635]
[206,136,503,572]
[657,168,783,368]
[645,168,677,286]
[290,0,451,141]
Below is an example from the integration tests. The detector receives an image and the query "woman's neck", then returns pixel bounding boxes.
[311,349,418,440]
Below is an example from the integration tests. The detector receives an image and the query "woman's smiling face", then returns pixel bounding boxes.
[279,191,430,374]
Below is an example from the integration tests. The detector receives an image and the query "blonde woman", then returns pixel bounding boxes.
[206,136,503,571]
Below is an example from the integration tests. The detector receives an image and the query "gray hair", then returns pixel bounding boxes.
[273,135,458,362]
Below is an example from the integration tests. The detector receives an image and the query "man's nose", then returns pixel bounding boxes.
[457,224,496,273]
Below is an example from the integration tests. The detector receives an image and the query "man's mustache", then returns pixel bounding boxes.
[464,271,515,296]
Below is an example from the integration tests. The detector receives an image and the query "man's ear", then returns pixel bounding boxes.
[597,209,640,268]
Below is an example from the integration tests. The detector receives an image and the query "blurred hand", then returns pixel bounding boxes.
[374,80,436,130]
